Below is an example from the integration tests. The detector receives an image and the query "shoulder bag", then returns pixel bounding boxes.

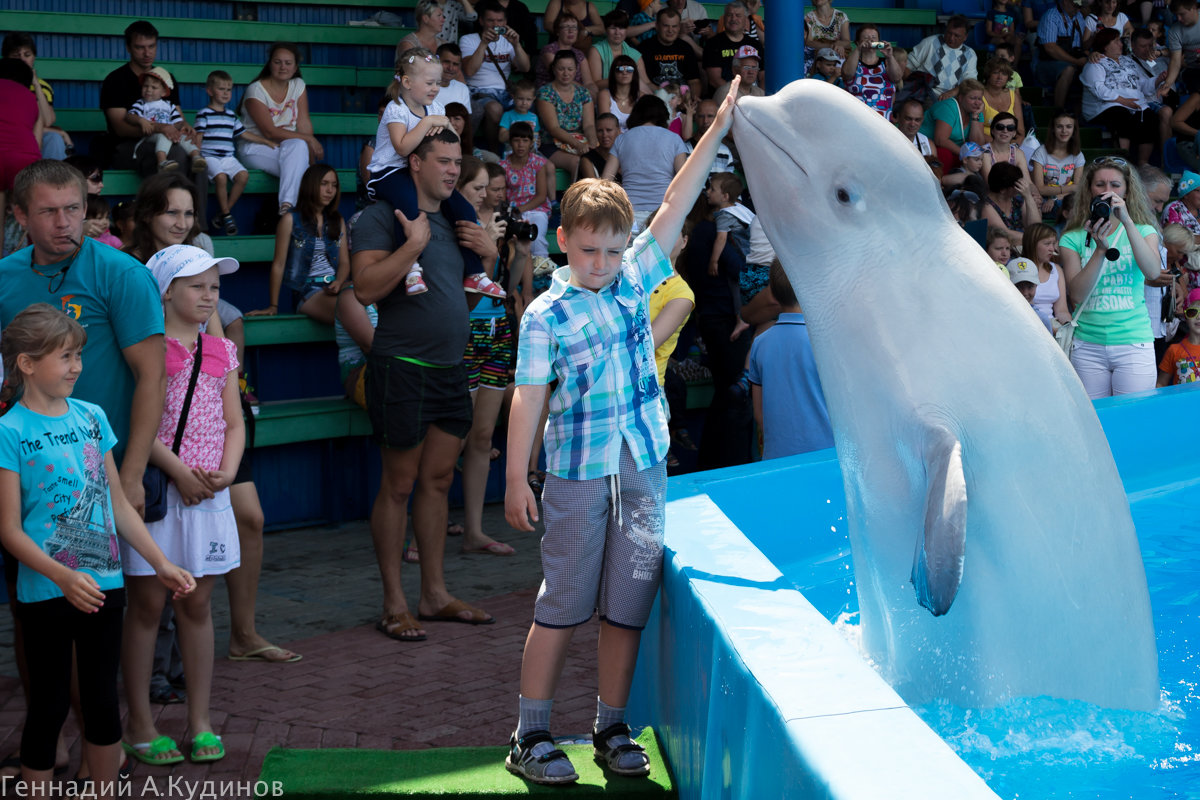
[142,334,204,523]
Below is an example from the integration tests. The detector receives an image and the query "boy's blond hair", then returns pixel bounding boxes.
[560,178,633,236]
[206,70,233,90]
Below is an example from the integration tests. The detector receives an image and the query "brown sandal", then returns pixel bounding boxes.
[375,612,427,642]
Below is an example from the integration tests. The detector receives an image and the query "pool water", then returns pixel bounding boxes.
[700,391,1200,799]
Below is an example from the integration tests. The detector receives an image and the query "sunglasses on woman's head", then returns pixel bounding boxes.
[993,123,1017,132]
[1094,156,1129,168]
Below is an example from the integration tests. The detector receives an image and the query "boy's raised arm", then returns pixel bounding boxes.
[648,76,740,254]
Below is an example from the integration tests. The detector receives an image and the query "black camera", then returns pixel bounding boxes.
[1089,197,1112,225]
[500,204,538,241]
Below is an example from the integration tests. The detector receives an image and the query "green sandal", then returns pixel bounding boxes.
[122,736,184,766]
[190,732,225,763]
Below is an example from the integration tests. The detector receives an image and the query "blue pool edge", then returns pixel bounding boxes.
[629,383,1200,799]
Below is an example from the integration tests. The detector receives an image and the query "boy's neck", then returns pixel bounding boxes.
[207,101,227,112]
[716,199,735,210]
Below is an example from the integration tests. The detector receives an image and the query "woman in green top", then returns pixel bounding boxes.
[1058,156,1163,398]
[919,78,986,170]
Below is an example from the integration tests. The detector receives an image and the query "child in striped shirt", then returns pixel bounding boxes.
[126,66,205,175]
[193,71,271,236]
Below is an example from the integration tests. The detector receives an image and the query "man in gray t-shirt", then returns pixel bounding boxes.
[350,129,500,639]
[602,113,689,230]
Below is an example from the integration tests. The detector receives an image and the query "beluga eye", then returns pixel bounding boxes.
[836,187,852,204]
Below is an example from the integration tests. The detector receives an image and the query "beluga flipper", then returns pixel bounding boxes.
[911,425,967,617]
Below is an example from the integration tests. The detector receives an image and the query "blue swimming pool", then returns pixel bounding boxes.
[634,385,1200,799]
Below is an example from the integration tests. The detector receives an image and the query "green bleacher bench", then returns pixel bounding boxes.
[99,168,357,198]
[253,396,370,448]
[0,10,407,47]
[55,109,376,138]
[242,313,334,346]
[536,2,938,27]
[212,235,281,265]
[37,59,362,89]
[253,0,399,5]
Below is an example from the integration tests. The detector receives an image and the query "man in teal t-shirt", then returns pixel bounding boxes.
[0,160,164,516]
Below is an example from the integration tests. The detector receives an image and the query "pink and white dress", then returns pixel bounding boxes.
[121,333,241,577]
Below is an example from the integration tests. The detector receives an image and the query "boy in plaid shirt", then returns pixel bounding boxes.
[503,78,742,786]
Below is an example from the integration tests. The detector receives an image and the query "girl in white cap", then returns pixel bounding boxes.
[120,244,243,766]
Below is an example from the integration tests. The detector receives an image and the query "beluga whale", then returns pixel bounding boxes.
[731,80,1159,711]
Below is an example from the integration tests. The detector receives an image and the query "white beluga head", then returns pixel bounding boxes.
[731,80,954,291]
[730,80,1159,711]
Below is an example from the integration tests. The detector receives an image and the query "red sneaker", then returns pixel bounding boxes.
[463,273,506,298]
[405,271,428,295]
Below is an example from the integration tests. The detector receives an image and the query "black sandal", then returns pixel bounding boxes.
[505,730,578,785]
[527,470,545,497]
[592,722,650,777]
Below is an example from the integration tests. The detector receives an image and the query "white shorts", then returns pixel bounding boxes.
[204,154,247,182]
[120,484,241,578]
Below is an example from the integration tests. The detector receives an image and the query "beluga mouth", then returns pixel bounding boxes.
[733,103,808,178]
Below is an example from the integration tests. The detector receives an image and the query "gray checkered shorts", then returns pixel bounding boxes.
[534,442,667,630]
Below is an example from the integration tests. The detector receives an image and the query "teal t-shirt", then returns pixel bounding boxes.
[1058,223,1157,345]
[0,238,164,462]
[919,97,968,147]
[0,399,124,603]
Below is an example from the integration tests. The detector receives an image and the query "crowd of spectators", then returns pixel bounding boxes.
[7,1,1200,779]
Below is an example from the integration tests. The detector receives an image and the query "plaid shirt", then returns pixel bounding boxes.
[516,230,671,480]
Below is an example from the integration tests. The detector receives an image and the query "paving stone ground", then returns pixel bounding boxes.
[0,503,607,791]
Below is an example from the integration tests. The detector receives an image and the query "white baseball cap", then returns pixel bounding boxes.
[146,244,239,298]
[1006,257,1040,285]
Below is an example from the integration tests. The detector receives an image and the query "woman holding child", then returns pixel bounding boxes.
[1058,156,1162,398]
[238,42,323,216]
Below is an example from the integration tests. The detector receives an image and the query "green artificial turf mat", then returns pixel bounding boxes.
[258,727,675,798]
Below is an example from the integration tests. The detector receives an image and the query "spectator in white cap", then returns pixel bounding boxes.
[808,48,844,87]
[1007,256,1045,309]
[124,242,245,767]
[145,244,238,297]
[713,44,763,102]
[126,66,205,174]
[703,1,763,94]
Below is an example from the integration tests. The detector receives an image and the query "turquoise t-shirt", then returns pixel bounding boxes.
[1058,223,1157,345]
[919,97,968,147]
[0,238,164,462]
[0,399,124,603]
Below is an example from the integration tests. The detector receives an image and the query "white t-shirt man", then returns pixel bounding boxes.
[459,33,516,91]
[437,78,472,111]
